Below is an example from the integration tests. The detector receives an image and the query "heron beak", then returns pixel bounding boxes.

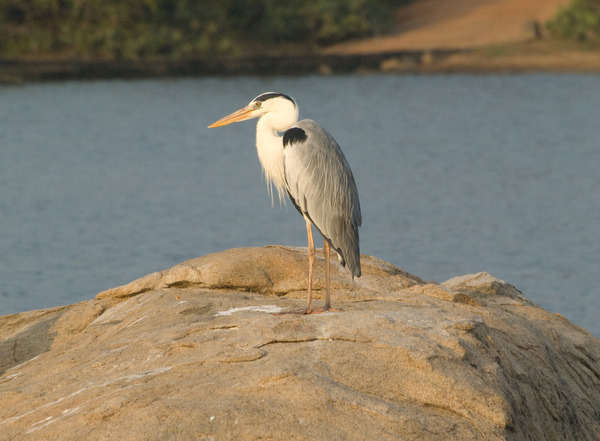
[208,106,256,128]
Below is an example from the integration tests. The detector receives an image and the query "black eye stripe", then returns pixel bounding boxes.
[254,92,295,105]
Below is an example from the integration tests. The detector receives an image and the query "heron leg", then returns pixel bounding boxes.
[324,240,331,311]
[305,218,315,314]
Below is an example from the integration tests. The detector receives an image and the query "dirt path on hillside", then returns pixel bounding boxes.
[325,0,569,53]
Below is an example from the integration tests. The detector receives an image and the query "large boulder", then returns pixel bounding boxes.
[1,246,599,440]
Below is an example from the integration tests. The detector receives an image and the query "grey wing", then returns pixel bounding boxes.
[283,119,362,277]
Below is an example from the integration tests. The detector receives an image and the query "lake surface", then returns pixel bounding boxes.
[1,74,599,337]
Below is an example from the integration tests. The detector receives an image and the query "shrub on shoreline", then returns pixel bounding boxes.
[0,0,409,59]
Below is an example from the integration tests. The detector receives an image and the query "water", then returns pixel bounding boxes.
[1,74,599,337]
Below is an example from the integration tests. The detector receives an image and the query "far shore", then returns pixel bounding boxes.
[1,41,599,84]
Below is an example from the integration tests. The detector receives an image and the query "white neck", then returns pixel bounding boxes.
[255,108,298,204]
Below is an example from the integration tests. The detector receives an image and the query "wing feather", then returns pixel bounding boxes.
[283,120,361,277]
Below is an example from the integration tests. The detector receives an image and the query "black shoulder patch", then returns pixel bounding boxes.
[283,127,308,148]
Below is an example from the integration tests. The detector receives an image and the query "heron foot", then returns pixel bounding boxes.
[305,307,343,314]
[276,307,343,315]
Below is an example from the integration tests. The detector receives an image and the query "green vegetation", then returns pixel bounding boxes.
[0,0,409,59]
[547,0,600,43]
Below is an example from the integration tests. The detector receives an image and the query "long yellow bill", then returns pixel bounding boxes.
[208,106,256,128]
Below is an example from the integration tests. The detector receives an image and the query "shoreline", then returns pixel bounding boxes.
[2,44,599,83]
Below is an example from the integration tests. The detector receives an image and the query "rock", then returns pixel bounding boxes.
[96,245,422,301]
[442,272,531,303]
[1,246,599,440]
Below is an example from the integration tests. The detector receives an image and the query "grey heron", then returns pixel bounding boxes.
[208,92,361,313]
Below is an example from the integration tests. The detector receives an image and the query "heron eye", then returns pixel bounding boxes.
[255,102,262,108]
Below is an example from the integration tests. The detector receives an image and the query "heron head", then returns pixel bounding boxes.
[208,92,297,128]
